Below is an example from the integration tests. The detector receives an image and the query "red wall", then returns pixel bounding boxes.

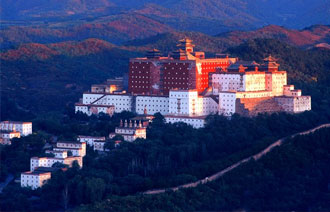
[163,62,192,95]
[129,59,234,95]
[128,61,152,94]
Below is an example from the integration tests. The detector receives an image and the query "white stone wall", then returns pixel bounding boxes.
[197,97,218,116]
[275,96,311,113]
[293,96,311,112]
[82,93,132,113]
[21,172,51,190]
[82,93,104,104]
[212,72,266,94]
[30,157,82,171]
[53,148,82,157]
[136,96,169,115]
[0,122,32,136]
[219,92,237,116]
[75,105,115,116]
[115,128,135,135]
[235,91,272,99]
[0,132,20,140]
[45,150,68,159]
[134,128,147,139]
[93,142,105,151]
[114,127,147,142]
[165,116,205,128]
[75,105,89,114]
[103,95,132,112]
[283,85,302,97]
[31,158,49,171]
[266,72,287,96]
[244,73,266,91]
[169,90,199,116]
[78,136,105,147]
[56,142,86,157]
[212,74,243,94]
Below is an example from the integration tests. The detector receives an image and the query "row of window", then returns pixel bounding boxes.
[131,71,149,74]
[164,82,189,85]
[164,77,188,80]
[131,86,149,88]
[165,71,187,74]
[137,99,167,102]
[137,104,167,107]
[167,118,203,122]
[131,76,149,79]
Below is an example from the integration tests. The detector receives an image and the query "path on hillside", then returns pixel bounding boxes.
[143,123,330,195]
[0,174,14,193]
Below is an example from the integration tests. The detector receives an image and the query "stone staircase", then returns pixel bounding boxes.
[90,94,107,105]
[236,97,283,116]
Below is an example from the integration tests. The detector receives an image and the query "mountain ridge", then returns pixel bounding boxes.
[1,0,329,47]
[2,25,328,60]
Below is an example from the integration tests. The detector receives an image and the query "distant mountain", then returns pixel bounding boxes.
[0,12,175,48]
[1,25,329,61]
[0,0,115,19]
[217,25,330,48]
[1,0,329,41]
[0,39,117,60]
[123,25,330,53]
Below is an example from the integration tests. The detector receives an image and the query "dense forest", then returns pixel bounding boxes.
[78,126,330,212]
[1,109,330,211]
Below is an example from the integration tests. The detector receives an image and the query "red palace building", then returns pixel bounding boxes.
[128,38,238,95]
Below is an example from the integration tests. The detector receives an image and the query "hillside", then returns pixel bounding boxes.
[3,25,328,60]
[1,107,330,211]
[0,13,175,48]
[123,25,330,53]
[77,126,330,211]
[0,39,119,60]
[1,37,330,121]
[218,25,330,47]
[0,39,141,118]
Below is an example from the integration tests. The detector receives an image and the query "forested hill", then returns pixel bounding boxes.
[1,0,329,32]
[1,38,330,121]
[77,126,330,212]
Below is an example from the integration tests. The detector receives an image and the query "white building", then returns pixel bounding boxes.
[21,170,51,190]
[54,141,86,157]
[165,115,207,128]
[275,96,311,113]
[77,135,105,147]
[93,140,107,151]
[21,167,67,190]
[0,130,20,145]
[30,156,83,171]
[45,150,68,158]
[110,120,147,142]
[75,104,115,116]
[21,140,85,190]
[219,92,237,116]
[0,121,32,136]
[136,95,169,115]
[265,71,287,96]
[169,90,199,116]
[75,93,132,115]
[74,56,311,127]
[212,58,310,117]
